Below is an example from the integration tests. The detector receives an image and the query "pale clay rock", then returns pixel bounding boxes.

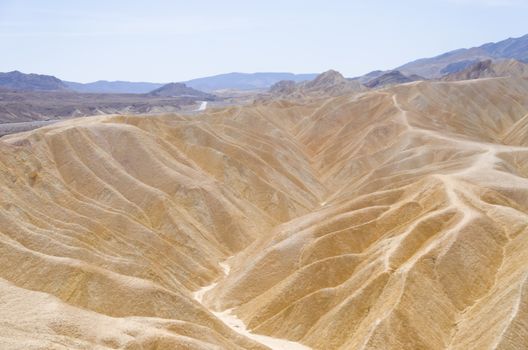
[1,77,528,349]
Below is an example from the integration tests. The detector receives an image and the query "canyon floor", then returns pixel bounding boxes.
[1,76,528,349]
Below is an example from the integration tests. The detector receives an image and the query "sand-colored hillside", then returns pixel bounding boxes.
[1,77,528,349]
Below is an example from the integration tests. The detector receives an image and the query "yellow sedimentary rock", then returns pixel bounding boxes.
[1,77,528,349]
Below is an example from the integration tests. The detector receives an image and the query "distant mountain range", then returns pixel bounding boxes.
[184,72,318,91]
[1,33,527,94]
[0,72,318,94]
[64,80,164,94]
[396,33,528,78]
[0,71,68,91]
[64,72,319,94]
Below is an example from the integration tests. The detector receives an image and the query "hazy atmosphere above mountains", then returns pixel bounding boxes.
[1,0,527,82]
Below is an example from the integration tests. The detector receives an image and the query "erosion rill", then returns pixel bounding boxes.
[1,76,528,349]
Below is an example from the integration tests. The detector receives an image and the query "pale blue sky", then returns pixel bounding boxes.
[1,0,526,82]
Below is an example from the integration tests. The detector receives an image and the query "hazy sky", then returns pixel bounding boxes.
[1,0,526,82]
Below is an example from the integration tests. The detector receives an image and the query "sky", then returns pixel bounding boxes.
[0,0,527,83]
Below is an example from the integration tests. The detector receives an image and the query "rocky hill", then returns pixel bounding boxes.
[148,82,215,100]
[397,33,528,78]
[0,71,69,91]
[443,59,528,81]
[364,70,424,89]
[269,70,365,99]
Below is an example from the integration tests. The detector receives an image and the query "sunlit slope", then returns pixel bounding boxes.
[1,77,528,349]
[207,77,528,349]
[0,111,322,349]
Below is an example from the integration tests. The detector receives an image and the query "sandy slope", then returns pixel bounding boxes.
[193,260,310,350]
[1,76,528,349]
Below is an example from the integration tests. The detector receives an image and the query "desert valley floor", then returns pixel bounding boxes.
[1,76,528,349]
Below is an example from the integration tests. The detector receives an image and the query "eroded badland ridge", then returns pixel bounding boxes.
[1,76,528,349]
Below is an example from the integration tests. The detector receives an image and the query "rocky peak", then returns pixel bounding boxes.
[305,70,347,89]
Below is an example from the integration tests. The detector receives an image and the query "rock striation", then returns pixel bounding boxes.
[443,59,528,81]
[1,76,528,349]
[269,70,365,100]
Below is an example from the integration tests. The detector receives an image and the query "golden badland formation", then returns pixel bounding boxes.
[1,75,528,349]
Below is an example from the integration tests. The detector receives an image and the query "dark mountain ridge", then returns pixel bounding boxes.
[397,33,528,78]
[185,72,318,91]
[148,83,216,100]
[364,70,424,89]
[0,71,68,91]
[65,80,164,94]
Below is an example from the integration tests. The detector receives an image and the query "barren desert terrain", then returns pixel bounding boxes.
[1,75,528,349]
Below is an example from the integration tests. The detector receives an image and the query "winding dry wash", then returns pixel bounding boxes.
[193,259,310,350]
[1,76,528,349]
